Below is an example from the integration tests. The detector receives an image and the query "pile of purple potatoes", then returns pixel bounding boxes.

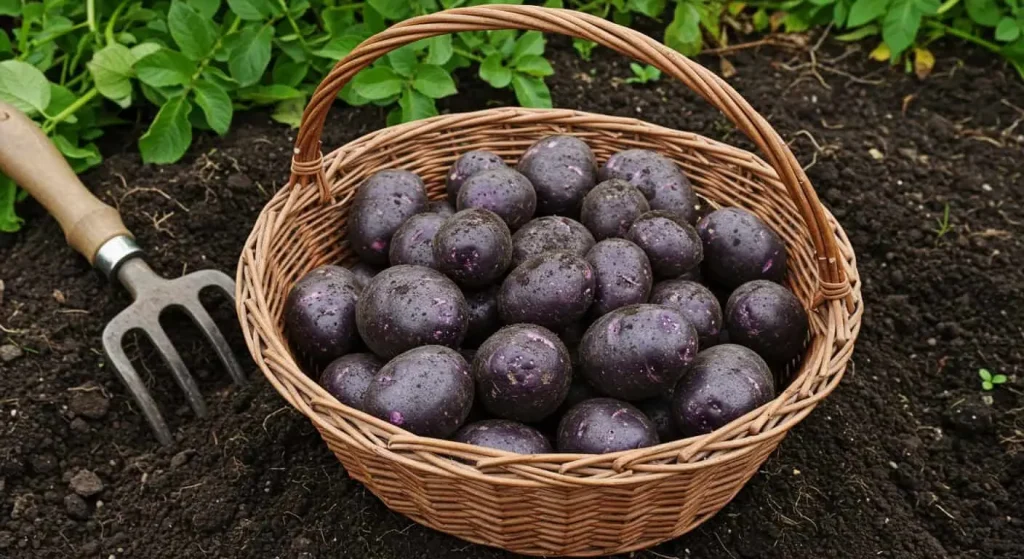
[284,135,809,456]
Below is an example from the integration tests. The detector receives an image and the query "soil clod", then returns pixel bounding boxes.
[68,390,110,420]
[0,344,23,363]
[64,494,90,520]
[69,470,104,497]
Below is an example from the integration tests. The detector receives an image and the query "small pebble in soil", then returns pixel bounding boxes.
[170,449,194,469]
[64,494,90,520]
[69,418,90,433]
[69,390,109,419]
[69,470,104,497]
[0,344,23,363]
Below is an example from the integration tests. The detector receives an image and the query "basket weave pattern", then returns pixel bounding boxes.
[236,6,863,557]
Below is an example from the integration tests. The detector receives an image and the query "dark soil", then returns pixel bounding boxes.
[2,33,1023,559]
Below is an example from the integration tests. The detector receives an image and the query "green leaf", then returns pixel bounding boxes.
[1003,37,1024,78]
[513,31,545,62]
[87,44,135,108]
[752,8,770,31]
[645,65,661,80]
[227,0,273,20]
[992,374,1008,383]
[236,84,304,103]
[130,42,163,61]
[352,66,403,100]
[139,96,193,164]
[339,80,372,106]
[413,64,457,98]
[188,0,221,19]
[965,0,1003,25]
[883,0,922,55]
[368,0,411,19]
[573,38,596,60]
[52,135,101,164]
[271,96,306,128]
[0,60,51,116]
[628,0,665,18]
[168,0,220,61]
[388,45,419,77]
[515,55,554,77]
[193,80,232,135]
[982,380,993,390]
[836,24,881,40]
[386,107,402,127]
[979,368,992,380]
[272,58,309,87]
[226,25,274,87]
[425,35,453,65]
[399,88,437,122]
[665,2,703,55]
[277,36,309,62]
[323,7,357,35]
[848,0,890,26]
[834,0,852,25]
[202,66,238,90]
[543,0,563,6]
[313,34,364,60]
[135,48,197,88]
[0,29,10,54]
[996,17,1021,40]
[46,84,79,124]
[511,74,551,108]
[0,0,19,16]
[479,53,512,88]
[0,175,23,233]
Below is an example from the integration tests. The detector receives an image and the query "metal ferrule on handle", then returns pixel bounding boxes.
[94,236,145,279]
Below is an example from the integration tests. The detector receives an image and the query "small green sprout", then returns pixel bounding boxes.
[625,63,661,85]
[979,368,1007,391]
[934,203,953,239]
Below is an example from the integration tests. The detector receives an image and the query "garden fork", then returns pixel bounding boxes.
[0,101,246,445]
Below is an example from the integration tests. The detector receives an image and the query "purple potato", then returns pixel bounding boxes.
[453,419,553,454]
[347,169,429,266]
[516,135,597,217]
[556,398,659,454]
[456,167,537,231]
[599,149,698,223]
[510,216,595,267]
[671,344,775,436]
[724,280,808,366]
[585,239,653,318]
[472,324,572,422]
[389,212,446,268]
[364,345,474,438]
[498,251,595,330]
[349,261,382,291]
[626,210,703,279]
[579,304,699,401]
[433,209,513,288]
[356,265,468,359]
[284,265,362,369]
[319,353,384,410]
[427,200,456,217]
[637,397,681,442]
[446,150,507,202]
[697,207,787,289]
[463,285,501,348]
[649,280,723,348]
[580,179,650,240]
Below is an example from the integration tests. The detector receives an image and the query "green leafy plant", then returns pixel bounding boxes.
[979,368,1007,390]
[625,62,661,83]
[934,202,952,239]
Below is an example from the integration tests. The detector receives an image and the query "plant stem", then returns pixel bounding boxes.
[453,47,484,62]
[279,0,309,48]
[105,0,131,46]
[86,0,101,46]
[188,16,242,90]
[927,21,1002,54]
[21,22,90,57]
[42,88,99,134]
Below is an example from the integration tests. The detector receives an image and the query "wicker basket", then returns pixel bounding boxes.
[236,5,863,556]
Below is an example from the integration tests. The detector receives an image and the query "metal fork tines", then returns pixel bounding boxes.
[101,258,246,445]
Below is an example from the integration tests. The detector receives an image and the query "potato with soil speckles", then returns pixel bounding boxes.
[510,216,595,267]
[498,251,595,330]
[585,239,652,318]
[364,346,474,438]
[319,353,383,411]
[347,170,428,266]
[284,265,362,369]
[697,207,787,289]
[580,179,650,240]
[389,213,446,268]
[626,210,703,279]
[671,344,775,436]
[516,135,597,216]
[457,167,537,231]
[446,150,507,202]
[356,265,468,359]
[579,304,699,401]
[463,285,502,348]
[472,324,572,423]
[650,279,722,348]
[453,419,552,454]
[557,398,659,454]
[599,149,698,224]
[725,280,808,366]
[433,209,512,288]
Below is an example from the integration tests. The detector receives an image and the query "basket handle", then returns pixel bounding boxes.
[290,5,850,300]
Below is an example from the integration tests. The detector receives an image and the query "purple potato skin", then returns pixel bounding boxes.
[671,344,775,437]
[510,216,595,267]
[453,419,553,454]
[498,251,596,331]
[356,265,469,359]
[650,280,723,348]
[585,239,653,318]
[284,265,362,369]
[446,150,507,202]
[579,304,699,401]
[580,179,651,240]
[349,261,382,291]
[319,353,384,410]
[557,398,659,454]
[427,200,456,217]
[463,285,502,348]
[599,149,698,224]
[696,207,787,290]
[364,346,474,438]
[473,324,573,422]
[347,170,429,266]
[456,167,537,231]
[626,211,703,279]
[516,135,598,217]
[637,397,681,442]
[725,280,808,366]
[433,209,513,288]
[389,212,446,268]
